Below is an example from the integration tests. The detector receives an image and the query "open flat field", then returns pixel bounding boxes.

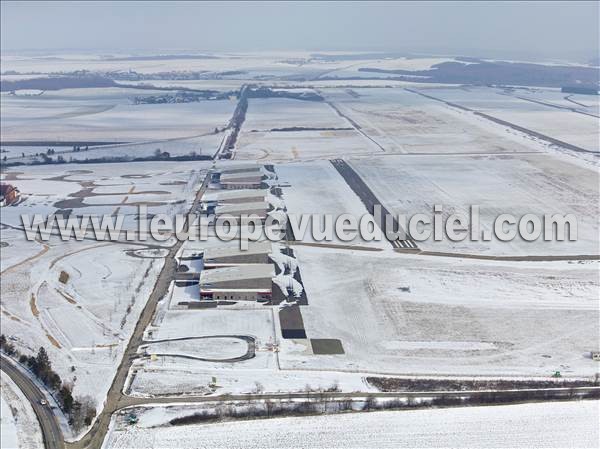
[103,400,599,449]
[0,161,209,231]
[2,133,224,163]
[235,97,377,161]
[235,128,375,161]
[282,246,599,377]
[1,88,235,143]
[414,86,600,152]
[349,153,598,256]
[319,88,550,155]
[243,98,348,130]
[275,160,388,248]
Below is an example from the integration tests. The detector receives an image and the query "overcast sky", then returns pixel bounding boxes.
[1,1,598,62]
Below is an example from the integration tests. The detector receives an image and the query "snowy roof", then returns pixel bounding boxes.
[200,264,274,284]
[218,165,262,175]
[204,241,273,259]
[215,201,269,215]
[220,172,263,182]
[215,190,267,201]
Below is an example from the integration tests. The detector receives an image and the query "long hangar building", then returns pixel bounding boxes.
[199,241,276,302]
[200,264,275,302]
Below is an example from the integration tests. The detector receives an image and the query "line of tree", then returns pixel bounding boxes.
[168,385,600,427]
[0,335,96,431]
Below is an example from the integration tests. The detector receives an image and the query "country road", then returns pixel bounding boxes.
[114,385,600,410]
[4,346,599,449]
[65,174,210,449]
[1,354,64,449]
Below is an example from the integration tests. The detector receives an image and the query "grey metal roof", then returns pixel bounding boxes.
[200,264,274,284]
[215,201,269,215]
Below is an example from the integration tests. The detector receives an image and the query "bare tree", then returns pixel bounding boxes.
[363,395,377,411]
[264,399,275,418]
[252,381,264,394]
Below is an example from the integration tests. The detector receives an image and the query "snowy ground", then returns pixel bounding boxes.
[0,395,17,449]
[349,153,598,256]
[130,308,283,397]
[319,87,551,155]
[235,97,376,161]
[1,88,235,143]
[142,338,248,360]
[414,86,600,152]
[1,236,165,409]
[103,400,599,449]
[235,128,376,161]
[2,133,224,164]
[0,226,45,272]
[275,160,388,248]
[0,372,43,449]
[0,161,209,233]
[0,162,206,411]
[243,98,348,130]
[281,246,599,377]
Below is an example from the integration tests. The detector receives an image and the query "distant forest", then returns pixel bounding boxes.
[357,60,600,89]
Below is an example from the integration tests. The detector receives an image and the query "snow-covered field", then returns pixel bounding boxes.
[275,160,388,248]
[0,394,18,449]
[128,361,371,398]
[0,372,43,449]
[103,400,599,449]
[0,236,165,409]
[0,226,45,272]
[1,88,235,143]
[235,97,376,161]
[2,133,223,163]
[235,129,375,161]
[129,308,283,396]
[0,162,207,411]
[414,86,600,152]
[0,161,209,232]
[319,88,551,155]
[243,98,348,130]
[349,153,598,256]
[280,246,599,377]
[147,309,276,342]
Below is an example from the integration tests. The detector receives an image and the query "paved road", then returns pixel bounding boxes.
[1,355,64,449]
[67,175,210,449]
[113,385,600,412]
[330,158,418,250]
